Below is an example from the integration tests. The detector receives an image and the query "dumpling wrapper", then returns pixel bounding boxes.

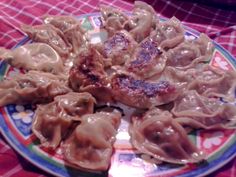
[166,33,214,69]
[123,1,157,42]
[129,108,204,164]
[32,92,96,149]
[100,4,129,36]
[43,15,86,54]
[69,45,113,102]
[151,16,185,50]
[0,70,70,106]
[172,90,236,129]
[96,30,137,66]
[0,43,64,74]
[187,65,236,102]
[62,111,121,171]
[111,67,186,108]
[21,24,72,57]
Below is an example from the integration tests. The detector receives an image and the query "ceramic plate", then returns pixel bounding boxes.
[0,13,236,177]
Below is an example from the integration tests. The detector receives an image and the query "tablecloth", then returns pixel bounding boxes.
[0,0,236,176]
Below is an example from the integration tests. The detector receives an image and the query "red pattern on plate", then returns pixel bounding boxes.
[0,0,236,176]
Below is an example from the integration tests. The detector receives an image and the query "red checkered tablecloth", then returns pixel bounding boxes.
[0,0,236,176]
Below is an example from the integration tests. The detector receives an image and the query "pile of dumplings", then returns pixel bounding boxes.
[0,1,236,171]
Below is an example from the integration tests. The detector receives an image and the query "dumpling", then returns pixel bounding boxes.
[124,1,157,42]
[21,24,72,57]
[0,43,64,74]
[150,16,185,50]
[69,46,113,102]
[43,15,86,54]
[62,111,121,171]
[187,65,236,101]
[166,34,213,69]
[97,30,137,66]
[43,15,80,32]
[111,69,183,108]
[100,4,129,36]
[125,37,166,79]
[32,92,96,149]
[129,108,204,164]
[172,90,236,129]
[0,70,70,106]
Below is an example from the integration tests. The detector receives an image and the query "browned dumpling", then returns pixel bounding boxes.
[32,92,96,149]
[151,17,184,50]
[166,34,213,69]
[21,24,72,57]
[125,37,166,79]
[187,65,236,101]
[129,108,204,164]
[111,69,183,108]
[0,70,70,106]
[124,1,157,42]
[62,111,121,171]
[172,90,236,129]
[97,30,137,66]
[69,46,113,102]
[43,15,86,54]
[100,4,129,36]
[0,43,64,74]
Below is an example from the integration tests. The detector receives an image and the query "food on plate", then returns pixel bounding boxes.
[172,90,236,129]
[187,65,236,101]
[0,71,70,106]
[125,36,166,78]
[166,33,213,69]
[32,92,95,149]
[123,1,157,42]
[69,45,113,102]
[62,110,121,170]
[43,15,86,54]
[151,17,185,50]
[21,24,72,57]
[100,4,129,36]
[1,0,236,172]
[96,30,138,66]
[111,71,182,108]
[0,43,64,74]
[129,108,204,164]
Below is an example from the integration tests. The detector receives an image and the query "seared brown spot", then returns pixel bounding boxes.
[129,39,162,68]
[114,74,175,97]
[104,32,129,56]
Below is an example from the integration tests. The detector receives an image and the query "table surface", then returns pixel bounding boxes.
[0,0,236,176]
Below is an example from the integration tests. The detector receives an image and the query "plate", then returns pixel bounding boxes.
[0,13,236,177]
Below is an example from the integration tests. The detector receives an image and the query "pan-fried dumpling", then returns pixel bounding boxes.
[151,17,184,50]
[129,108,204,164]
[0,70,70,106]
[100,4,129,36]
[0,43,64,74]
[166,34,213,69]
[32,92,96,149]
[21,24,72,57]
[125,37,166,79]
[124,1,157,42]
[43,15,86,54]
[69,46,113,102]
[172,90,236,129]
[187,65,236,101]
[62,111,121,170]
[111,69,183,108]
[97,30,137,66]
